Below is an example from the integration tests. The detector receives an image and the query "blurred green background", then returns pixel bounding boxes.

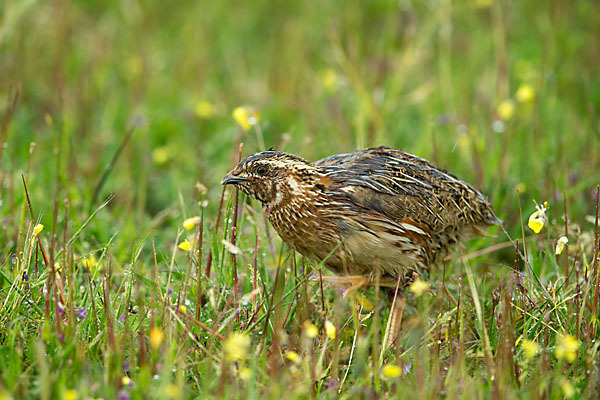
[2,0,599,239]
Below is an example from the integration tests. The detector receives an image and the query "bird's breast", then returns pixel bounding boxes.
[266,194,341,257]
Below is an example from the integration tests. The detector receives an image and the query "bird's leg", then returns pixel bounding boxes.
[313,273,401,297]
[366,275,401,288]
[316,272,405,347]
[386,294,405,348]
[313,275,369,296]
[342,276,369,296]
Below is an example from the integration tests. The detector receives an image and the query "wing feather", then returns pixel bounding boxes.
[315,146,498,232]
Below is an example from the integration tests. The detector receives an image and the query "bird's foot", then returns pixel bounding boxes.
[311,275,369,296]
[311,274,399,296]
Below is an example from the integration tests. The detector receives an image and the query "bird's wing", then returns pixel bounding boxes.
[316,146,497,231]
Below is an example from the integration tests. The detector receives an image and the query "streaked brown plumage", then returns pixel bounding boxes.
[222,146,499,344]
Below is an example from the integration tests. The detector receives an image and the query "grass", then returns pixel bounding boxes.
[1,0,600,398]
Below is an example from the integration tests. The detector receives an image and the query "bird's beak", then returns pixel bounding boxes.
[221,173,249,185]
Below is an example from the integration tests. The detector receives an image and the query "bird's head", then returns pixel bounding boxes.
[221,150,321,206]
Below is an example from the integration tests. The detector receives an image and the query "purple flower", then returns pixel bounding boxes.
[75,307,87,320]
[58,304,65,315]
[436,114,449,125]
[117,390,130,400]
[167,288,173,296]
[327,378,338,391]
[554,190,561,203]
[403,361,412,375]
[568,170,577,185]
[119,314,126,324]
[23,272,29,282]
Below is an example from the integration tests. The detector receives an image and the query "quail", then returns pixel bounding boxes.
[222,146,499,345]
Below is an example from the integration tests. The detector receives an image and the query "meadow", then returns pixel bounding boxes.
[1,0,600,398]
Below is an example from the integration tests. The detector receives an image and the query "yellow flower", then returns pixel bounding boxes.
[555,236,569,255]
[178,239,192,252]
[528,218,544,234]
[121,376,132,386]
[516,84,535,103]
[152,147,169,165]
[182,217,200,230]
[515,182,527,193]
[324,321,336,339]
[561,378,575,398]
[475,0,492,8]
[150,326,164,350]
[320,68,338,90]
[303,321,319,338]
[382,364,402,378]
[165,384,180,398]
[224,332,250,361]
[457,133,471,152]
[232,106,259,131]
[195,101,215,119]
[83,255,103,273]
[528,201,548,234]
[522,339,540,359]
[555,333,579,363]
[497,100,515,120]
[83,255,97,268]
[179,305,187,313]
[239,367,252,381]
[356,294,374,311]
[64,389,78,400]
[284,351,302,364]
[125,54,143,78]
[409,279,430,296]
[0,391,12,400]
[34,224,44,235]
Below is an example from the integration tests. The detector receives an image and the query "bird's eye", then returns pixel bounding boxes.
[256,166,268,175]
